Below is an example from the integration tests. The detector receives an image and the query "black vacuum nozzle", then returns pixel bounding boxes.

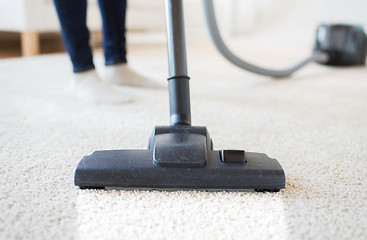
[75,126,285,191]
[314,23,367,66]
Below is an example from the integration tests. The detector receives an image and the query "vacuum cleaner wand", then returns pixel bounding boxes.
[166,0,191,126]
[74,0,286,192]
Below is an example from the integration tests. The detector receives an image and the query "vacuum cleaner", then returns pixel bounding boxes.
[74,0,286,192]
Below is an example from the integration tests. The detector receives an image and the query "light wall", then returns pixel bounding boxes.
[1,0,366,44]
[184,0,367,44]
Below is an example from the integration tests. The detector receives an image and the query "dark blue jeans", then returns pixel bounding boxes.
[54,0,127,73]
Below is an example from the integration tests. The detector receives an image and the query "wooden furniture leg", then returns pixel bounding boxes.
[21,32,40,57]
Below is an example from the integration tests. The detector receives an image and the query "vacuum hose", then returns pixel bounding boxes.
[202,0,329,78]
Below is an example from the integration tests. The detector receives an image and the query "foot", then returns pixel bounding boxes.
[101,63,162,88]
[72,69,131,104]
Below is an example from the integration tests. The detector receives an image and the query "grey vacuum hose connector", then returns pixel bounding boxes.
[202,0,329,78]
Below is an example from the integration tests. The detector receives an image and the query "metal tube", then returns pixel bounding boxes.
[165,0,191,126]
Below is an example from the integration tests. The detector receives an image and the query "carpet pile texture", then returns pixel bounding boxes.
[1,38,366,239]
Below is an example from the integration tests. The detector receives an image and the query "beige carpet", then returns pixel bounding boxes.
[1,37,366,239]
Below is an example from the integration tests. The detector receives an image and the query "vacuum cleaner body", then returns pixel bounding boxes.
[314,24,367,66]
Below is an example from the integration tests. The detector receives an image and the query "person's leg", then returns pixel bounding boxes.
[53,0,130,104]
[98,0,161,88]
[98,0,127,65]
[53,0,94,72]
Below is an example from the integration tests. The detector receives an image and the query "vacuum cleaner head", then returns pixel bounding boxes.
[75,126,285,192]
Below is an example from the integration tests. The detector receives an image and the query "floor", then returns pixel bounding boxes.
[1,34,366,239]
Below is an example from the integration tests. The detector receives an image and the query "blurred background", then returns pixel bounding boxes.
[0,0,366,59]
